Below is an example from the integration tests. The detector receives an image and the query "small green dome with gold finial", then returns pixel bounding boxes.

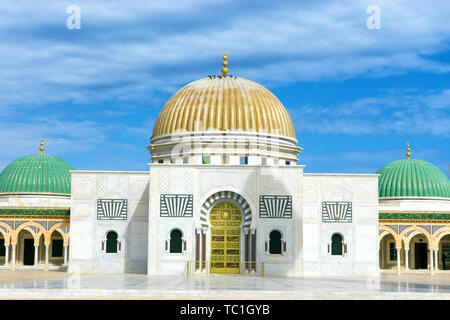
[376,143,450,198]
[0,139,74,195]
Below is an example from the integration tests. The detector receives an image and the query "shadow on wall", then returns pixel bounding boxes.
[124,182,149,274]
[238,167,299,277]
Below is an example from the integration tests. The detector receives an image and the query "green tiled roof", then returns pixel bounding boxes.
[377,159,450,199]
[0,154,74,194]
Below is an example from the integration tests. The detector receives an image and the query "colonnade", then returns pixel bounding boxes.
[2,241,68,271]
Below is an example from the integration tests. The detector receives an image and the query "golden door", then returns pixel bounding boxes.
[210,201,242,274]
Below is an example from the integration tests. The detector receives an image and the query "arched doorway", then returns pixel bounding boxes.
[18,230,35,266]
[0,233,5,265]
[410,233,428,269]
[49,230,64,266]
[209,201,242,274]
[439,234,450,271]
[379,233,398,269]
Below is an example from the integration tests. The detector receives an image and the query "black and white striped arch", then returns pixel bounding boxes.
[200,191,252,228]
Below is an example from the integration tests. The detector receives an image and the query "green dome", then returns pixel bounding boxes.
[377,159,450,198]
[0,154,74,194]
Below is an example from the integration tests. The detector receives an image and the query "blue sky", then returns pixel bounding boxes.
[0,0,449,176]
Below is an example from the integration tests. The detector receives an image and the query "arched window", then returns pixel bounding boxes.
[269,230,282,254]
[106,231,118,253]
[331,233,343,256]
[170,229,183,253]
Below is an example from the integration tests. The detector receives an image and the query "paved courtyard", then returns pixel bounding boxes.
[0,270,449,299]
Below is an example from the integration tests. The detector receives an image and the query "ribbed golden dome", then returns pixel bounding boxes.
[152,77,296,139]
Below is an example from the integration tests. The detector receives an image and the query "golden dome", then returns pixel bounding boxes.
[152,77,296,139]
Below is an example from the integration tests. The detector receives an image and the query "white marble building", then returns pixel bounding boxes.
[69,65,380,276]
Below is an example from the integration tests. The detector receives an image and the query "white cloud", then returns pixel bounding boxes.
[289,89,450,137]
[0,0,450,109]
[0,0,449,172]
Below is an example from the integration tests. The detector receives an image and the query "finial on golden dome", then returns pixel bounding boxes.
[39,138,44,155]
[221,52,229,75]
[406,142,411,159]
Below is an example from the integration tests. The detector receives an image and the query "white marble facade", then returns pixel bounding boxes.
[69,165,379,276]
[0,194,70,208]
[69,171,149,273]
[379,198,450,213]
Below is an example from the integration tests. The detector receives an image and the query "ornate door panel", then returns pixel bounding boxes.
[210,201,242,274]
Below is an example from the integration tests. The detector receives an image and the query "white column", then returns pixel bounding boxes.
[430,249,434,274]
[248,230,252,266]
[251,228,256,273]
[64,245,68,266]
[202,227,208,272]
[378,247,381,270]
[434,249,439,272]
[246,228,252,273]
[404,248,409,270]
[199,229,203,271]
[11,244,16,271]
[4,244,9,266]
[44,243,49,271]
[34,245,38,266]
[396,248,401,274]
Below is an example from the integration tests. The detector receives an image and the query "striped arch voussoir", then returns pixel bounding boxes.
[200,191,252,229]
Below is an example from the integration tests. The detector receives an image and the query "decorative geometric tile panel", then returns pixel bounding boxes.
[432,225,444,234]
[160,194,193,217]
[386,225,399,234]
[259,195,292,218]
[34,220,48,230]
[379,212,450,220]
[48,221,60,229]
[4,221,14,229]
[418,225,432,234]
[322,201,352,223]
[406,230,416,237]
[399,225,412,234]
[97,199,128,220]
[15,221,26,229]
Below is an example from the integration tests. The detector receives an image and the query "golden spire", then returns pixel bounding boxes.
[221,52,229,75]
[406,142,411,159]
[39,138,44,154]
